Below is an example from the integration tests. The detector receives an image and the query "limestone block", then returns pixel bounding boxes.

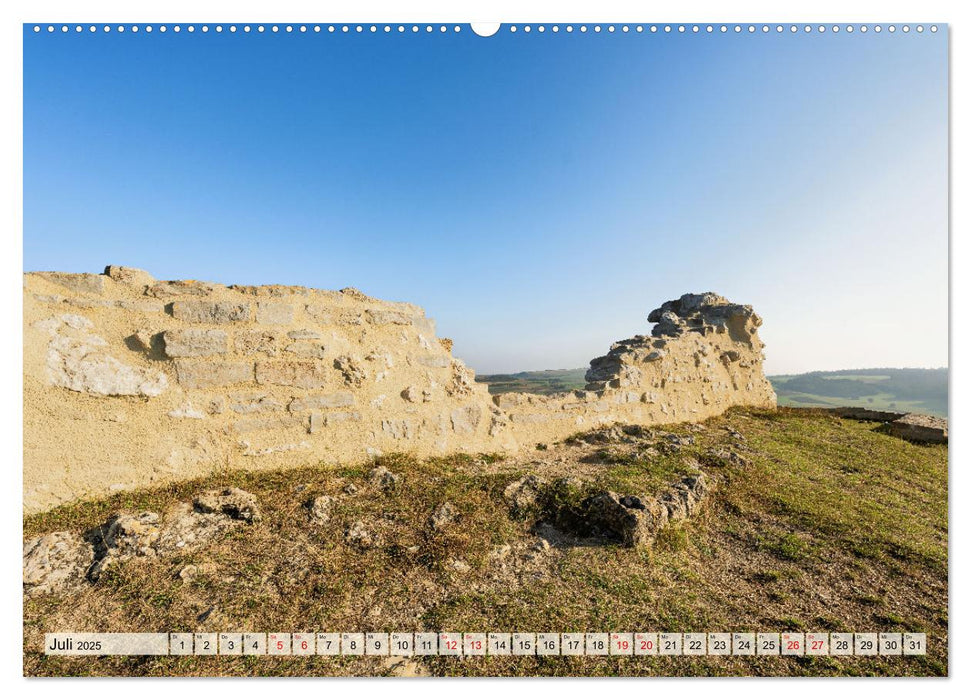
[288,392,355,412]
[162,329,228,358]
[325,411,362,425]
[450,405,482,434]
[415,354,449,369]
[174,359,254,389]
[256,360,331,389]
[35,272,106,295]
[235,329,282,356]
[288,329,322,340]
[171,300,250,323]
[117,299,165,314]
[256,301,294,325]
[366,309,412,326]
[284,341,328,358]
[146,280,216,298]
[305,304,334,324]
[228,393,284,414]
[382,419,415,440]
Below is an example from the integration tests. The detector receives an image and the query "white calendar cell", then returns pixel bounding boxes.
[757,632,780,655]
[903,633,927,656]
[488,632,512,656]
[365,632,389,656]
[806,632,828,656]
[610,633,633,655]
[782,632,804,656]
[659,633,682,655]
[878,632,902,656]
[170,632,193,655]
[391,632,414,657]
[585,633,609,656]
[292,633,315,656]
[708,633,731,656]
[316,633,340,656]
[854,633,877,656]
[439,632,462,656]
[829,632,853,656]
[513,633,536,656]
[219,633,243,655]
[463,633,486,656]
[684,632,706,656]
[732,633,755,656]
[243,633,266,655]
[560,633,584,656]
[341,632,364,656]
[268,633,291,656]
[634,632,658,656]
[537,633,560,656]
[194,633,218,656]
[414,632,439,656]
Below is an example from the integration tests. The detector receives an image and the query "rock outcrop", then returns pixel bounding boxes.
[23,487,260,596]
[24,267,776,513]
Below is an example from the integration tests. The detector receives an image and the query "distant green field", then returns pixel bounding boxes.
[770,368,947,417]
[476,368,587,395]
[477,367,948,418]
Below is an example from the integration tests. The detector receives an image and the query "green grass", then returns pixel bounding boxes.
[23,407,947,677]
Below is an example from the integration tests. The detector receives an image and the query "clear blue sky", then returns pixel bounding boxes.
[24,25,948,374]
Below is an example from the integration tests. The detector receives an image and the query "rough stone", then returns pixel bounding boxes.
[288,392,355,412]
[429,501,458,531]
[171,300,250,323]
[229,393,284,414]
[334,355,367,386]
[369,465,401,490]
[162,329,228,358]
[193,487,261,523]
[175,359,253,389]
[450,405,482,434]
[36,272,106,295]
[235,330,282,356]
[23,531,93,597]
[307,495,334,524]
[147,280,216,298]
[284,341,328,358]
[503,475,548,517]
[104,265,155,287]
[256,360,330,389]
[40,314,168,397]
[345,521,374,549]
[888,414,948,444]
[256,301,294,325]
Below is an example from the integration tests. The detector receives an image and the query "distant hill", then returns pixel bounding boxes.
[770,368,948,417]
[477,366,948,417]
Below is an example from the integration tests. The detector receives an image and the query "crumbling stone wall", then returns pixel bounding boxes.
[23,267,776,514]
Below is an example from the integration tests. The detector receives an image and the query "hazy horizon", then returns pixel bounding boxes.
[24,26,947,376]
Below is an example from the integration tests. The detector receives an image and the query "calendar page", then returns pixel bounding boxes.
[21,10,948,680]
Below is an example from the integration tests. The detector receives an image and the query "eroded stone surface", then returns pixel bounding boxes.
[39,314,168,397]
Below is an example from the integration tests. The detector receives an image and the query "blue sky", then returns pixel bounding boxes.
[24,25,948,374]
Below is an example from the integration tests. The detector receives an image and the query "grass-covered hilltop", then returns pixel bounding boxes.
[24,407,947,677]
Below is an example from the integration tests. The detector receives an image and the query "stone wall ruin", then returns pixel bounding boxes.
[23,266,776,514]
